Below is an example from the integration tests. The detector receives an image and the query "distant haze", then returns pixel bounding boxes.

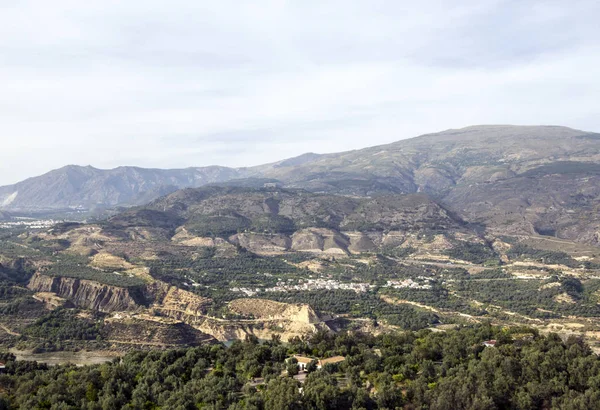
[1,1,599,185]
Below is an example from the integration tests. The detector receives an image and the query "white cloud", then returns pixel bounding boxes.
[0,0,599,184]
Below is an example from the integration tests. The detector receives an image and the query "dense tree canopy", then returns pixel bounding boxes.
[0,325,599,409]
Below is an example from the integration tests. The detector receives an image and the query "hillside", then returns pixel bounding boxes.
[256,125,600,195]
[3,183,600,352]
[0,164,246,212]
[445,161,600,243]
[3,124,600,356]
[104,186,475,256]
[3,125,600,215]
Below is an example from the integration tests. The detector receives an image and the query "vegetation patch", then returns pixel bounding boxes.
[1,325,599,409]
[444,241,497,265]
[20,308,105,352]
[507,243,581,268]
[45,255,146,288]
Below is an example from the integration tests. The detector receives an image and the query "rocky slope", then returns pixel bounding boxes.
[197,298,331,342]
[3,125,599,212]
[256,125,600,196]
[106,187,477,255]
[25,271,331,343]
[27,273,145,312]
[4,124,600,245]
[0,165,246,212]
[444,161,600,244]
[229,298,320,324]
[26,272,212,315]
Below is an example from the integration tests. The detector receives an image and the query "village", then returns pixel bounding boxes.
[230,276,434,297]
[0,218,58,230]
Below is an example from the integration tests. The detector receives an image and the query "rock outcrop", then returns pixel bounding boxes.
[192,299,330,342]
[147,282,211,320]
[27,273,145,312]
[229,298,320,324]
[291,228,349,254]
[229,233,291,254]
[196,317,331,343]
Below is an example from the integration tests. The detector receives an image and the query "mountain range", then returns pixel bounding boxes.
[3,124,600,245]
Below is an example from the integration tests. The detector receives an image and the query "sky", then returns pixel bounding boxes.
[1,0,599,185]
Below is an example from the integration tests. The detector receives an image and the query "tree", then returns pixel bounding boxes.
[303,372,348,410]
[263,378,303,410]
[286,362,299,377]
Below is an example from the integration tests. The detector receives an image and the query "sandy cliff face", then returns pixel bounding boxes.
[290,228,349,254]
[229,298,320,324]
[196,318,330,342]
[150,284,211,320]
[344,232,378,253]
[27,273,144,312]
[27,273,211,318]
[229,233,291,254]
[194,298,329,342]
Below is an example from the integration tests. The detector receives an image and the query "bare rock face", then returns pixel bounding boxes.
[228,233,291,254]
[196,318,330,343]
[171,228,218,247]
[291,228,349,254]
[344,232,377,254]
[27,273,143,312]
[229,298,320,324]
[152,285,211,319]
[196,320,249,342]
[197,299,330,342]
[27,272,212,318]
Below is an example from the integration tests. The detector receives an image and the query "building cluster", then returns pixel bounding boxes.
[228,277,434,296]
[384,277,432,290]
[229,287,260,296]
[0,219,57,230]
[266,278,373,293]
[287,355,346,371]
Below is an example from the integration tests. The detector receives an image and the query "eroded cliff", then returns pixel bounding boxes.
[27,273,145,312]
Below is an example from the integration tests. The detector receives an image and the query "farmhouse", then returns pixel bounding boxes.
[288,355,316,371]
[483,340,497,348]
[317,356,346,369]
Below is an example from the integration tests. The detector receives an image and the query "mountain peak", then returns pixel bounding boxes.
[1,124,599,212]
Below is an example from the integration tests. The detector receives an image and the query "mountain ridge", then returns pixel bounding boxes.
[2,125,600,222]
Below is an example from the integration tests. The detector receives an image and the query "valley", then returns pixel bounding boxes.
[1,182,600,354]
[2,125,600,408]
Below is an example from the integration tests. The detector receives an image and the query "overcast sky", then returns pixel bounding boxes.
[1,0,599,185]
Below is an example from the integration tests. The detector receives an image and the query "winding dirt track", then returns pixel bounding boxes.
[0,322,20,336]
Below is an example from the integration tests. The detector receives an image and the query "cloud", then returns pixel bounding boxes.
[0,0,599,185]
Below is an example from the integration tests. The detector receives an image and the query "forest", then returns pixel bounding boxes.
[0,324,598,409]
